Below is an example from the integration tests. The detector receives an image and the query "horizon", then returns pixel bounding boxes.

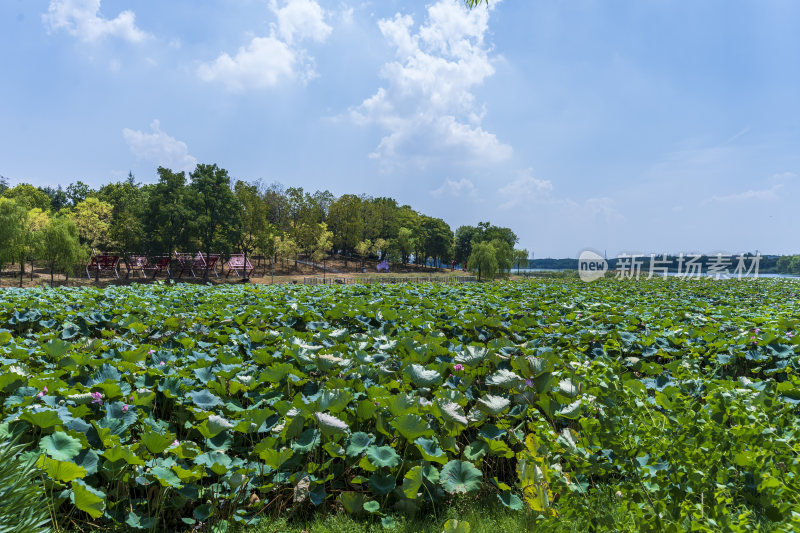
[2,0,799,257]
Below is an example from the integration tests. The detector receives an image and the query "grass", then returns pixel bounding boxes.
[235,491,638,533]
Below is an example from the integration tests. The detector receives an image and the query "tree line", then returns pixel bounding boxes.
[0,165,527,286]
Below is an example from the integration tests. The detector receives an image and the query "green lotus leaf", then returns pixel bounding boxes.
[392,413,432,441]
[198,415,233,438]
[142,431,176,454]
[493,487,521,512]
[414,437,447,464]
[463,440,489,461]
[292,428,320,453]
[40,431,83,461]
[339,492,365,514]
[318,389,352,413]
[437,401,468,426]
[316,354,345,372]
[101,445,144,465]
[363,500,380,513]
[476,395,510,415]
[315,412,350,437]
[346,432,373,457]
[43,339,70,359]
[402,465,424,499]
[454,345,488,366]
[405,364,442,388]
[556,399,583,419]
[151,465,181,487]
[368,472,396,496]
[365,445,401,468]
[558,379,580,398]
[485,369,524,389]
[188,390,223,410]
[440,460,482,494]
[71,479,106,519]
[37,456,86,482]
[443,519,471,533]
[20,409,61,429]
[260,447,293,469]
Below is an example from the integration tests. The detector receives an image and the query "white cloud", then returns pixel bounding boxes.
[197,37,297,91]
[498,170,553,209]
[122,120,197,172]
[430,178,477,198]
[198,0,331,91]
[42,0,150,43]
[707,184,784,204]
[270,0,332,44]
[350,0,511,167]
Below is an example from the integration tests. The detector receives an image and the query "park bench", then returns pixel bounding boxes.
[126,256,150,278]
[191,252,220,278]
[86,253,120,279]
[225,254,254,278]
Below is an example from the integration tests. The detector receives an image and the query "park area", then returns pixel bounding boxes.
[0,278,798,532]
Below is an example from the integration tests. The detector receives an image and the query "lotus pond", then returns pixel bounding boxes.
[0,279,799,532]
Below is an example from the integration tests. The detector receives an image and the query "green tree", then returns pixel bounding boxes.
[274,234,299,273]
[3,184,51,211]
[189,164,241,279]
[392,227,414,265]
[420,216,454,268]
[454,225,479,265]
[145,167,193,258]
[97,178,147,269]
[0,198,26,287]
[490,238,513,274]
[18,208,50,285]
[71,197,113,250]
[234,180,270,281]
[311,223,334,277]
[39,185,69,211]
[467,241,498,281]
[66,181,94,206]
[355,239,372,270]
[328,194,364,264]
[37,216,82,287]
[0,176,8,195]
[513,248,529,273]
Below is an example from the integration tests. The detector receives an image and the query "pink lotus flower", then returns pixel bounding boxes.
[525,379,534,388]
[453,364,464,372]
[36,386,48,398]
[91,391,103,405]
[172,440,179,447]
[788,332,794,338]
[148,350,155,356]
[159,361,165,366]
[122,404,129,413]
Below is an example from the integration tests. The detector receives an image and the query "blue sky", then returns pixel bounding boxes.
[1,0,799,258]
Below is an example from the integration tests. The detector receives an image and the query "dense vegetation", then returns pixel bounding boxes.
[0,171,526,285]
[0,278,798,531]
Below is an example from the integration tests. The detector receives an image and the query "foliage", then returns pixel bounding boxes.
[467,242,498,280]
[0,198,26,277]
[1,279,798,531]
[71,197,113,250]
[0,437,51,532]
[37,216,83,286]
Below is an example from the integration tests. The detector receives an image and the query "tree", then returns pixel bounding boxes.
[3,184,51,211]
[145,167,193,258]
[189,164,241,279]
[98,179,147,269]
[19,209,50,285]
[311,223,334,278]
[491,238,514,274]
[40,185,69,211]
[392,227,414,265]
[37,216,82,287]
[274,235,299,274]
[0,198,26,287]
[234,180,270,281]
[420,216,454,268]
[454,225,479,265]
[355,240,372,270]
[468,241,498,281]
[513,248,529,273]
[71,197,113,250]
[328,194,364,264]
[0,176,8,195]
[66,181,94,206]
